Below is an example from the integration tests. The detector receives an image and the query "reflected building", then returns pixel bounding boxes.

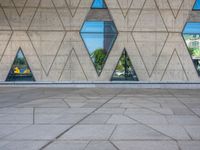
[0,0,199,82]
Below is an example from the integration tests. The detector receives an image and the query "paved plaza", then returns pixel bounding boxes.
[0,87,200,150]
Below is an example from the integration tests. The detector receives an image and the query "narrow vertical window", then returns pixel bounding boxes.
[183,23,200,76]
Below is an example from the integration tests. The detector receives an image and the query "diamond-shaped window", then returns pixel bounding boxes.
[6,48,35,81]
[193,0,200,10]
[81,21,118,75]
[92,0,107,9]
[183,22,200,76]
[111,50,139,81]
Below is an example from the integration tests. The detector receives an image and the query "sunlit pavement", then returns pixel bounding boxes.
[0,87,200,150]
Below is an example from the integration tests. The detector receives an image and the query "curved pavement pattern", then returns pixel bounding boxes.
[0,87,200,150]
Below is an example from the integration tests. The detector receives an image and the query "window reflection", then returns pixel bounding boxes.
[81,21,118,75]
[183,23,200,76]
[6,49,35,81]
[92,0,106,9]
[193,0,200,10]
[112,50,139,81]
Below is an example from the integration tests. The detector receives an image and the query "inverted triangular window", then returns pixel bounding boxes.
[111,50,139,81]
[91,0,107,9]
[6,48,35,81]
[193,0,200,10]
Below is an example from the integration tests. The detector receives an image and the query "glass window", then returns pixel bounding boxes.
[111,50,139,81]
[80,21,118,75]
[183,22,200,76]
[92,0,107,9]
[6,49,35,81]
[193,0,200,10]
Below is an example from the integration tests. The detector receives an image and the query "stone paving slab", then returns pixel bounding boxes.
[0,87,200,150]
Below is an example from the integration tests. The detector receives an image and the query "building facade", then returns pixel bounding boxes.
[0,0,199,82]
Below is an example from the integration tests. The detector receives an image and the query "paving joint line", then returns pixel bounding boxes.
[167,89,200,118]
[124,114,177,141]
[39,89,125,150]
[109,140,120,150]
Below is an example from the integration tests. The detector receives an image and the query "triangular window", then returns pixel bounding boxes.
[111,50,139,81]
[183,23,200,76]
[6,48,35,81]
[91,0,107,9]
[193,0,200,10]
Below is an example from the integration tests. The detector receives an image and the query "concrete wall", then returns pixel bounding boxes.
[0,0,199,82]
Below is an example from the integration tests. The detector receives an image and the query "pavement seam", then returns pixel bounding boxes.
[167,89,200,118]
[33,107,35,125]
[109,140,120,150]
[39,89,125,150]
[124,114,176,141]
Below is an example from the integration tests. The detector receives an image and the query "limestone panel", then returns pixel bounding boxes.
[0,0,199,82]
[28,31,65,75]
[0,31,44,81]
[29,0,64,31]
[132,32,168,76]
[59,49,87,81]
[161,50,188,81]
[107,0,145,31]
[1,0,40,30]
[133,0,167,32]
[53,0,91,30]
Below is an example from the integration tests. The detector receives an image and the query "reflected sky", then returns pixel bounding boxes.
[193,0,200,10]
[183,23,200,34]
[81,33,104,53]
[81,21,117,54]
[92,0,106,8]
[17,50,24,59]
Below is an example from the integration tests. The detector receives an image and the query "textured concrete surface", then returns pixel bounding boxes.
[0,87,200,150]
[0,0,199,81]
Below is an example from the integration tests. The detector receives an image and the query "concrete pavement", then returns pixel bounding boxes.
[0,87,200,150]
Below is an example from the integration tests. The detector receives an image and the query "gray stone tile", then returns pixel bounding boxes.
[0,125,28,138]
[167,115,200,125]
[0,108,33,114]
[0,141,10,148]
[0,141,48,150]
[113,141,179,150]
[178,141,200,150]
[171,108,193,115]
[17,99,69,108]
[106,115,138,124]
[124,108,158,115]
[60,125,115,140]
[50,114,87,124]
[127,114,168,125]
[35,114,86,124]
[67,102,85,108]
[4,125,70,140]
[82,102,103,108]
[80,114,111,124]
[184,126,200,140]
[192,108,200,116]
[148,108,174,115]
[85,141,117,150]
[0,114,33,124]
[102,103,121,108]
[150,125,191,140]
[111,125,170,140]
[95,108,125,114]
[44,141,89,150]
[35,108,94,114]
